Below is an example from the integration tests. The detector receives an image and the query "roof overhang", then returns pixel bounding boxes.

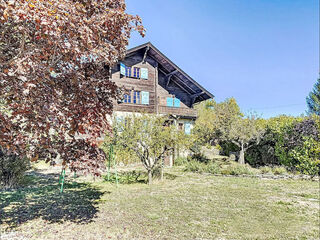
[126,42,214,103]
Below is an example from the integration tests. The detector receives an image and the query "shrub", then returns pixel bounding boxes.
[0,147,30,188]
[174,157,188,166]
[184,160,258,176]
[272,166,287,175]
[288,137,320,176]
[220,163,257,176]
[104,170,147,184]
[184,160,207,173]
[206,162,221,174]
[259,166,273,174]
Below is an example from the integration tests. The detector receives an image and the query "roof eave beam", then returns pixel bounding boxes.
[159,68,194,95]
[191,92,204,106]
[171,78,193,95]
[142,46,150,64]
[165,70,178,87]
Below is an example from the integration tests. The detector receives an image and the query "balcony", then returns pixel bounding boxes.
[158,106,197,118]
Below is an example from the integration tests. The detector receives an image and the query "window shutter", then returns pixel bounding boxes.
[141,68,148,79]
[141,91,149,105]
[166,97,173,107]
[185,123,191,135]
[174,98,181,107]
[120,63,126,76]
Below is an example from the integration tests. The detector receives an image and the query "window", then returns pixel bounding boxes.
[133,91,141,104]
[120,63,148,79]
[133,67,140,78]
[123,91,146,105]
[125,66,132,77]
[124,93,131,103]
[178,123,184,131]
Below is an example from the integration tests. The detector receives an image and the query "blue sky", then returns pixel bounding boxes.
[126,0,318,118]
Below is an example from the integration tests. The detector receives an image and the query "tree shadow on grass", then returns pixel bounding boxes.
[0,171,107,230]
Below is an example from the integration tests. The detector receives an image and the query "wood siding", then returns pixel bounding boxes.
[111,50,198,118]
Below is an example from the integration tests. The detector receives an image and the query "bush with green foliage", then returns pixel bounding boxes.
[184,160,220,174]
[246,115,320,176]
[184,159,258,176]
[288,137,320,176]
[271,166,288,175]
[0,147,30,188]
[220,163,258,176]
[246,115,298,167]
[174,157,188,166]
[259,166,273,174]
[275,116,319,175]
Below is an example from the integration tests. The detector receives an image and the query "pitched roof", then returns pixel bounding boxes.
[126,42,214,102]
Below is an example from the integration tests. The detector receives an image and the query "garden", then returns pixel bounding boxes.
[0,0,319,239]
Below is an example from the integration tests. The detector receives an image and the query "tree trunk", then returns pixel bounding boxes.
[239,143,245,164]
[148,169,152,185]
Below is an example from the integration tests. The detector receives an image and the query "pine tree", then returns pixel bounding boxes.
[307,78,320,115]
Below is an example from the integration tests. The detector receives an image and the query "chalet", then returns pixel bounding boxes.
[111,42,214,136]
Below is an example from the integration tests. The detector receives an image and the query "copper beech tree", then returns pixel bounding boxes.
[0,0,144,175]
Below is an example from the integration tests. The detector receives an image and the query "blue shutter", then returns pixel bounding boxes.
[141,68,148,79]
[120,63,126,76]
[166,97,173,107]
[141,91,149,105]
[185,123,191,135]
[174,98,181,107]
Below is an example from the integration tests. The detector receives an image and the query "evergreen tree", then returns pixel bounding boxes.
[307,78,320,115]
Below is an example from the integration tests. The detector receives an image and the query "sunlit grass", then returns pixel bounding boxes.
[1,167,319,239]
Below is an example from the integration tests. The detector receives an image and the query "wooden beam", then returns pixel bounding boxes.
[159,68,195,95]
[142,46,150,64]
[172,77,196,94]
[165,69,178,77]
[190,92,204,98]
[165,70,178,87]
[190,92,204,106]
[170,77,193,95]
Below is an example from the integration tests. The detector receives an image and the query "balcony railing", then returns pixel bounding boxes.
[158,106,197,117]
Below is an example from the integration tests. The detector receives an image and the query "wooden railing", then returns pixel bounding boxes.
[158,106,197,117]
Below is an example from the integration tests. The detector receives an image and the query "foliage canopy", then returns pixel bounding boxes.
[0,0,145,175]
[306,78,320,115]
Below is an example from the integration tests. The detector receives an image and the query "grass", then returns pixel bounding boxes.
[0,167,319,239]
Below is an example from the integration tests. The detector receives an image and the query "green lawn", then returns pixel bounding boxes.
[1,167,319,240]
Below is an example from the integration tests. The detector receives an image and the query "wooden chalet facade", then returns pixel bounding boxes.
[110,42,214,134]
